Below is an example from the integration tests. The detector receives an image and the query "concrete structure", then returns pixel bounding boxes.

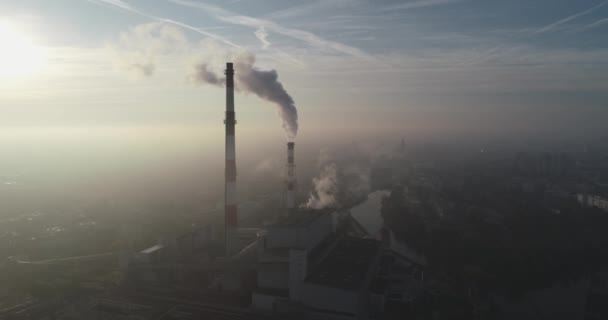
[251,210,381,318]
[301,238,383,318]
[224,62,238,257]
[253,211,336,311]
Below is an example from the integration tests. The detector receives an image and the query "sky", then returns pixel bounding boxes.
[1,0,608,141]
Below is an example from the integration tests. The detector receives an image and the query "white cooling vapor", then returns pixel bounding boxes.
[304,163,339,209]
[303,145,373,210]
[191,52,299,140]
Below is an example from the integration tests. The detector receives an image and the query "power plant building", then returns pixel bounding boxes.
[252,210,385,318]
[119,62,422,320]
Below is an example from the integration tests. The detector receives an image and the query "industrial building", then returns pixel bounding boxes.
[116,62,432,320]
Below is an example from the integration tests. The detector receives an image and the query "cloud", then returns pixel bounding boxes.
[535,0,608,34]
[111,22,187,76]
[128,62,155,77]
[254,26,270,49]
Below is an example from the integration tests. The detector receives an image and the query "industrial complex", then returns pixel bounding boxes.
[116,63,428,319]
[0,63,434,320]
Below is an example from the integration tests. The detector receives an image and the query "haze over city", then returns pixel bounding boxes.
[1,1,608,319]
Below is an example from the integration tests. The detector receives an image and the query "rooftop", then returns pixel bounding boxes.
[305,237,381,291]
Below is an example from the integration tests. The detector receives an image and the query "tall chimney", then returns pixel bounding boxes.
[286,142,296,215]
[224,62,237,256]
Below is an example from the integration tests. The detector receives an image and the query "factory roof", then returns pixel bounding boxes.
[305,237,382,291]
[272,209,333,227]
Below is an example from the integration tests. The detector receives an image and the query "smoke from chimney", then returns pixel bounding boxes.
[192,64,224,86]
[303,149,372,210]
[304,163,339,209]
[191,52,299,140]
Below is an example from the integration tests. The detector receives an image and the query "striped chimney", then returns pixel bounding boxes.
[224,62,237,256]
[286,142,296,215]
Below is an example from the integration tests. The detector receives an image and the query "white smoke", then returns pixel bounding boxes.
[191,52,299,140]
[111,22,299,139]
[303,147,372,210]
[304,163,339,209]
[191,63,224,86]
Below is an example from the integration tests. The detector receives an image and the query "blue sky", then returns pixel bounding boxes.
[1,0,607,140]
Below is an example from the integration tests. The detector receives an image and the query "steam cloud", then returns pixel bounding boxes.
[191,52,299,140]
[303,148,371,210]
[304,163,339,209]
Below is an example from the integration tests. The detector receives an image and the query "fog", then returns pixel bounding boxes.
[2,103,606,222]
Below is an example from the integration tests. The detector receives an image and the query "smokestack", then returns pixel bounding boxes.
[225,62,238,256]
[286,142,297,215]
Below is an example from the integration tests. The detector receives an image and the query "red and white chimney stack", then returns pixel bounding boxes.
[224,62,238,256]
[286,142,297,215]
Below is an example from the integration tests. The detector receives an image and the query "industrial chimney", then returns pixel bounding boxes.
[286,142,297,215]
[224,62,237,256]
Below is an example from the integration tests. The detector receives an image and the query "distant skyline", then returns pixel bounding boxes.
[1,0,607,140]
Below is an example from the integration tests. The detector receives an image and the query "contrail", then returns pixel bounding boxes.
[535,0,608,34]
[85,0,241,48]
[168,0,375,60]
[87,0,299,138]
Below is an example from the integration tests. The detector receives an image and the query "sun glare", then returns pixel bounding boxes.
[0,21,47,78]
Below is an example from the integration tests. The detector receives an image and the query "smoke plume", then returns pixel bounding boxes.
[304,163,339,209]
[191,52,299,140]
[303,147,372,210]
[191,64,224,86]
